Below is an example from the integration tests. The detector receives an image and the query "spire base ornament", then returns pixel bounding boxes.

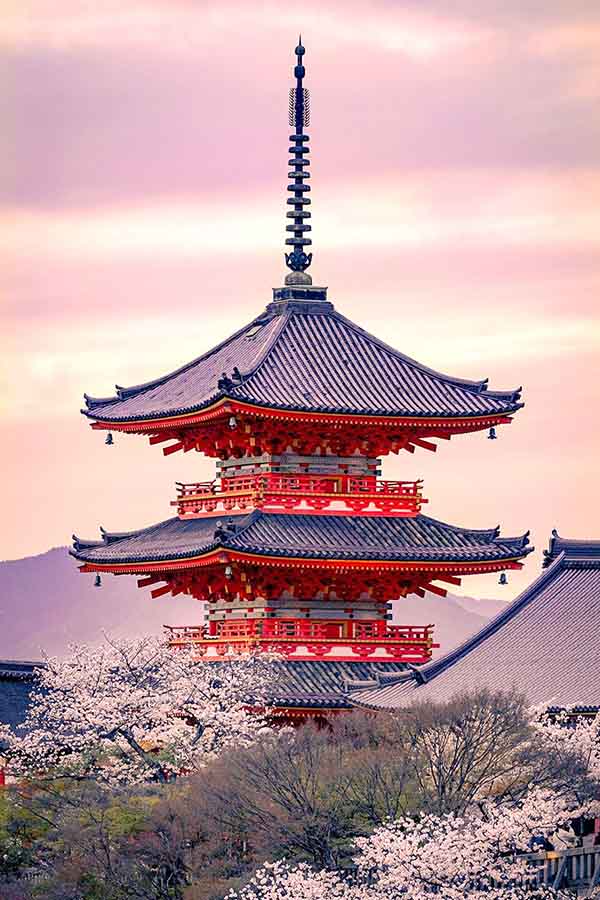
[285,270,313,286]
[269,281,331,313]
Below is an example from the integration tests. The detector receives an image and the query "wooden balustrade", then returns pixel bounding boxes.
[172,474,425,518]
[165,616,435,661]
[165,621,434,643]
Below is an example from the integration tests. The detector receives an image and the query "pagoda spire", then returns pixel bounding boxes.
[284,37,313,285]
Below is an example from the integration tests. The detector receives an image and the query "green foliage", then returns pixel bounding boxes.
[0,788,49,882]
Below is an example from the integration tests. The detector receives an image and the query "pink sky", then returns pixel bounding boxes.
[2,1,600,602]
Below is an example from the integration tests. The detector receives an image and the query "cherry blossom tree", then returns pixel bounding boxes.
[534,708,600,796]
[228,789,577,900]
[227,704,600,900]
[0,636,274,786]
[353,787,577,900]
[226,860,347,900]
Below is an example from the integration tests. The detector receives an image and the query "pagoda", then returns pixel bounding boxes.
[71,41,532,717]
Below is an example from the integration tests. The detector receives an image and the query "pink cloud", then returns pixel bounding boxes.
[2,0,599,608]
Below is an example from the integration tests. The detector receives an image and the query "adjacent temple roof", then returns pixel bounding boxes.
[72,511,531,567]
[350,533,600,711]
[266,660,409,710]
[0,661,41,731]
[83,305,523,424]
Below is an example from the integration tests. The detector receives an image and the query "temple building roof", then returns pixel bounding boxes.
[263,660,409,711]
[0,661,41,731]
[72,511,531,568]
[349,533,600,711]
[83,303,523,425]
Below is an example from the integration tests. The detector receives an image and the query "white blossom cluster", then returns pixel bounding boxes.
[533,709,600,793]
[229,710,600,900]
[0,636,275,785]
[229,790,575,900]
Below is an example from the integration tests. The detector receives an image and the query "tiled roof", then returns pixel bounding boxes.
[83,301,522,423]
[265,660,410,709]
[0,661,42,731]
[72,511,532,567]
[543,530,600,566]
[350,533,600,710]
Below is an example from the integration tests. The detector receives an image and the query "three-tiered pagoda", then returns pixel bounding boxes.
[71,41,532,717]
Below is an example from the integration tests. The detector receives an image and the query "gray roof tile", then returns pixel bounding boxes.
[83,304,522,423]
[0,661,43,731]
[350,534,600,710]
[265,660,409,709]
[72,512,532,566]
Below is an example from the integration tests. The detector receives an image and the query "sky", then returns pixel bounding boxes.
[1,0,599,602]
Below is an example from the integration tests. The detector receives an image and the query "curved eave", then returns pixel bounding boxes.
[268,699,353,711]
[81,303,524,426]
[71,544,532,576]
[84,396,522,431]
[329,309,521,402]
[83,311,282,412]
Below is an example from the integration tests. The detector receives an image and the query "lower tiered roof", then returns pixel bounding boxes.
[349,533,600,711]
[72,511,531,568]
[264,660,409,711]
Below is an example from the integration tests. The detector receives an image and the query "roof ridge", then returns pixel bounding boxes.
[0,659,44,668]
[84,310,278,411]
[545,530,600,566]
[416,512,517,541]
[72,513,262,561]
[219,510,262,545]
[71,516,185,555]
[330,309,522,403]
[228,312,292,400]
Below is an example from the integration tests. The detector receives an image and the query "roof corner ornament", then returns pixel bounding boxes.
[406,662,428,685]
[284,37,313,286]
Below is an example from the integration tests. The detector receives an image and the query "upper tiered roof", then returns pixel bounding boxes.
[82,40,522,444]
[349,532,600,710]
[83,303,522,425]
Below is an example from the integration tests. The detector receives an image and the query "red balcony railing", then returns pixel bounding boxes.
[163,620,437,663]
[172,473,425,518]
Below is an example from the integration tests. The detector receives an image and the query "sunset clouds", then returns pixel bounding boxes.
[2,1,599,599]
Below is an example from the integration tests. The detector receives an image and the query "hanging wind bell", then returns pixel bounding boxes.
[105,432,114,446]
[94,574,102,588]
[498,573,508,585]
[488,427,497,440]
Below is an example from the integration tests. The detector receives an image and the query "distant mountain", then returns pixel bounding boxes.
[0,547,201,660]
[453,594,509,619]
[0,548,504,661]
[390,591,503,659]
